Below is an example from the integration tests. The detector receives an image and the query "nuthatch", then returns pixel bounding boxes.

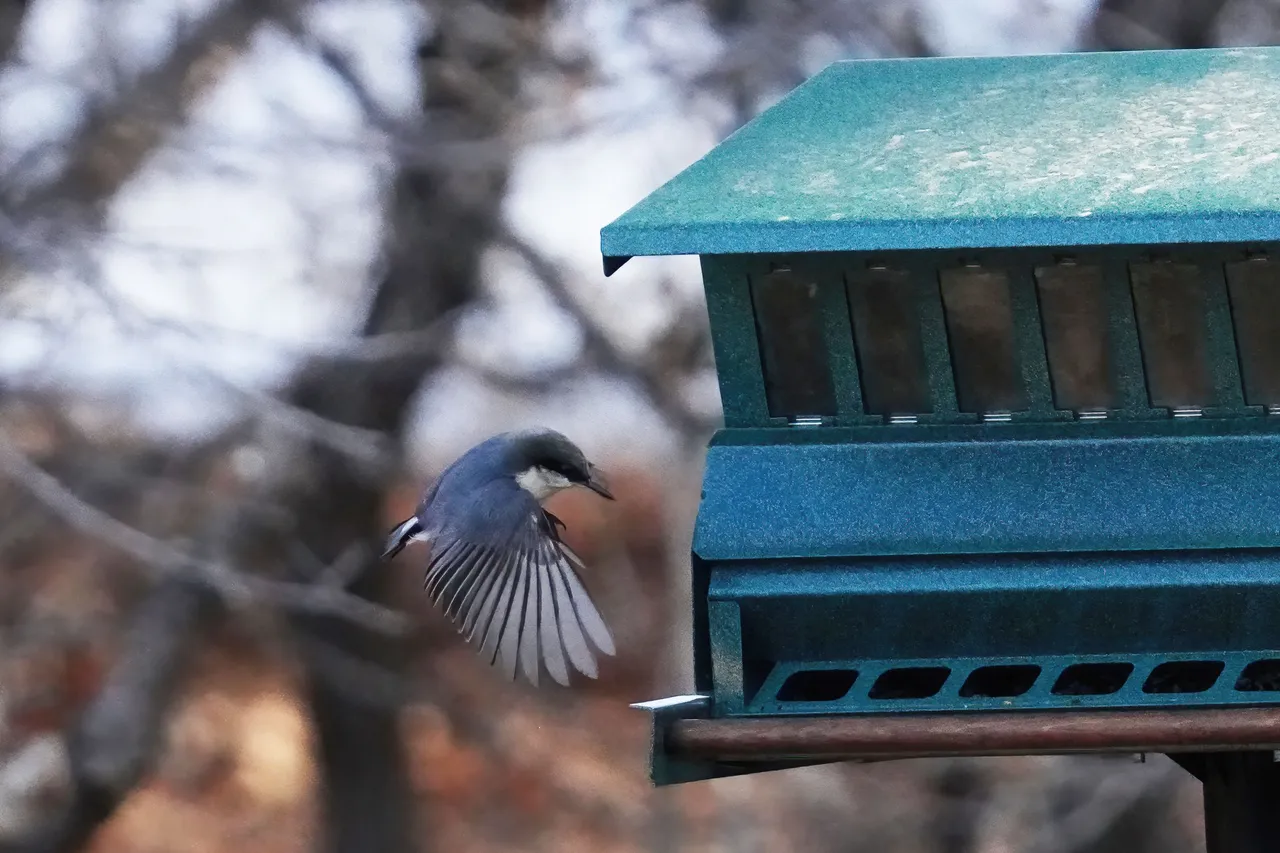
[382,428,616,686]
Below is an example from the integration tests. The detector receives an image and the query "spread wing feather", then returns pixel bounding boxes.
[550,536,617,657]
[419,498,614,686]
[537,541,570,686]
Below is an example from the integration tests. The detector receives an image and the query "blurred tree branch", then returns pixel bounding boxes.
[6,0,274,221]
[1089,0,1232,49]
[0,433,410,635]
[496,227,714,440]
[0,576,218,853]
[0,0,28,68]
[0,1,537,846]
[274,2,537,850]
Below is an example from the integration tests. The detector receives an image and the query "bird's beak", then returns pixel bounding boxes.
[584,463,615,500]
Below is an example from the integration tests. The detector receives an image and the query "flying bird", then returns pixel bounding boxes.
[381,428,616,686]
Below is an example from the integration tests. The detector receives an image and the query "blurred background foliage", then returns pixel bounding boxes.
[0,0,1271,851]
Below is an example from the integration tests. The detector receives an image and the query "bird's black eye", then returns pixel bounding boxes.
[543,458,585,483]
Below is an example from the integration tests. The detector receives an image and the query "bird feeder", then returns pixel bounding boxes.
[601,46,1280,845]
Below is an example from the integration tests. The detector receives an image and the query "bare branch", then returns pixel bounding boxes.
[200,371,395,472]
[266,6,535,850]
[455,353,577,394]
[8,0,274,220]
[495,226,714,437]
[0,0,30,70]
[0,576,216,853]
[0,434,411,635]
[1089,0,1232,49]
[270,10,403,134]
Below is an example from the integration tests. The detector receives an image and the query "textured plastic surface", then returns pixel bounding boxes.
[740,650,1280,716]
[680,247,1280,723]
[602,48,1280,780]
[601,46,1280,270]
[710,547,1280,681]
[708,547,1280,717]
[698,249,1267,427]
[685,244,1280,720]
[693,421,1280,561]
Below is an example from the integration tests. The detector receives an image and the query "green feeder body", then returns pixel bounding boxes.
[601,47,1280,784]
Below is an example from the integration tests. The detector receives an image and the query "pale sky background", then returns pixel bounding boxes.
[0,0,1101,471]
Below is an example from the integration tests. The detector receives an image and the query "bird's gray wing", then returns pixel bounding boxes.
[421,503,615,686]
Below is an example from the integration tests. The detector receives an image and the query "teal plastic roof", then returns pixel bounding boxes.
[600,46,1280,274]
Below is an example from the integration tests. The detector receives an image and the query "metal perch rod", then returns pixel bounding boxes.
[666,707,1280,762]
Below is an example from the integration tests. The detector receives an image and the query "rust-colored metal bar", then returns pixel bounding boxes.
[667,708,1280,762]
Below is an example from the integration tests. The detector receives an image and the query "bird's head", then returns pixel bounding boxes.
[506,428,614,503]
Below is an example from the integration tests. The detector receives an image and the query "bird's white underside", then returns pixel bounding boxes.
[515,465,574,501]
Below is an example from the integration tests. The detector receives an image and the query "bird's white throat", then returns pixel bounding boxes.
[515,465,573,501]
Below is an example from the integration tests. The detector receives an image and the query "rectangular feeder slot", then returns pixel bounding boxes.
[939,266,1026,414]
[1034,263,1115,411]
[1129,262,1215,409]
[868,666,951,700]
[750,268,838,420]
[776,669,859,702]
[847,268,931,415]
[1226,259,1280,407]
[958,664,1041,698]
[1051,662,1134,696]
[1142,660,1224,694]
[1235,659,1280,692]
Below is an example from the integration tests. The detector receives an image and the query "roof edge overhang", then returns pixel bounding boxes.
[600,210,1280,276]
